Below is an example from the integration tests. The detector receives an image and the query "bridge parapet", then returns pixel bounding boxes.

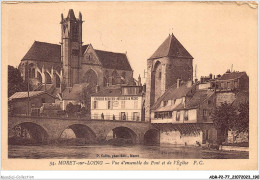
[8,115,152,144]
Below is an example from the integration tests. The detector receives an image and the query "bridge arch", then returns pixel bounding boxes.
[11,122,49,143]
[106,126,137,144]
[59,124,96,143]
[144,129,160,145]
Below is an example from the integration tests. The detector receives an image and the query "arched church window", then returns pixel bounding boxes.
[83,69,98,93]
[31,68,35,78]
[29,68,32,78]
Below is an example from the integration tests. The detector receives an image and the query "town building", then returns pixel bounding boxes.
[212,71,249,144]
[212,71,249,93]
[150,80,217,145]
[145,33,194,121]
[18,9,134,99]
[212,71,249,106]
[8,91,57,116]
[91,85,145,121]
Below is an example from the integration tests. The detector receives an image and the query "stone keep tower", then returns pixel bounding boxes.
[61,9,83,87]
[145,34,194,121]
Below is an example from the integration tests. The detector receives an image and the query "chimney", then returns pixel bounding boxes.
[138,74,142,86]
[209,73,213,79]
[177,78,181,88]
[200,76,204,83]
[187,80,192,87]
[195,78,198,83]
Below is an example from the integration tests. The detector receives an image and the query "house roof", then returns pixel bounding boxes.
[218,72,247,81]
[92,86,122,97]
[8,91,55,101]
[149,34,193,60]
[152,81,194,110]
[152,88,214,112]
[184,90,214,109]
[22,41,61,63]
[92,85,142,97]
[95,49,132,71]
[21,41,132,71]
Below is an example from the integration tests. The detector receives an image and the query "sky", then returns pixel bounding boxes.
[2,2,258,82]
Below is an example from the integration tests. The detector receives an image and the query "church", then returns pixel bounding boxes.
[18,9,135,97]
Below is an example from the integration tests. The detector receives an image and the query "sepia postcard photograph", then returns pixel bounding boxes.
[1,1,258,173]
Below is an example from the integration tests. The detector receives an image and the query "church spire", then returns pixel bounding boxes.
[61,9,83,87]
[67,9,76,19]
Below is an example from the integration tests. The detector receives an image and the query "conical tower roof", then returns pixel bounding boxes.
[149,34,193,60]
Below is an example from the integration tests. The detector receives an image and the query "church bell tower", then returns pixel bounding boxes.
[60,9,83,87]
[145,34,194,121]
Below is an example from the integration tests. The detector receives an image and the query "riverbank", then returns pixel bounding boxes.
[8,144,249,159]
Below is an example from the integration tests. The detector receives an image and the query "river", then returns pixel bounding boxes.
[8,145,248,159]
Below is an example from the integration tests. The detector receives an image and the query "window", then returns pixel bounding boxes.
[134,101,138,109]
[107,101,111,109]
[184,110,188,121]
[163,101,167,106]
[221,82,225,89]
[208,100,211,105]
[31,68,35,78]
[121,101,125,109]
[176,111,180,121]
[203,109,207,117]
[227,82,231,89]
[154,112,158,119]
[234,81,238,88]
[121,112,126,121]
[93,101,98,109]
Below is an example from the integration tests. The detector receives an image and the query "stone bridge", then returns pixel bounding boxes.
[8,116,160,144]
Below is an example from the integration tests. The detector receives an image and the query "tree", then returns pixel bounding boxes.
[66,102,75,117]
[236,101,249,133]
[8,65,28,97]
[211,102,237,144]
[65,103,82,117]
